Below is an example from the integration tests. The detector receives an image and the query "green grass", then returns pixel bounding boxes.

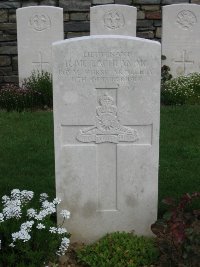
[0,111,55,200]
[159,105,200,214]
[0,106,199,215]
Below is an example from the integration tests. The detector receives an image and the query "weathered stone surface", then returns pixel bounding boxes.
[0,67,12,75]
[154,20,161,26]
[146,11,161,19]
[133,0,160,4]
[0,46,17,54]
[9,13,16,22]
[17,6,63,84]
[64,13,70,21]
[155,27,161,38]
[0,41,17,47]
[22,1,39,7]
[40,0,57,5]
[0,56,11,66]
[162,0,189,4]
[0,10,8,22]
[70,12,89,21]
[59,0,91,11]
[191,0,200,3]
[64,21,90,32]
[53,35,161,243]
[12,56,18,71]
[115,0,132,4]
[137,10,145,19]
[92,0,114,4]
[137,19,154,28]
[90,5,137,36]
[162,4,200,77]
[0,23,16,31]
[0,2,21,9]
[141,5,160,11]
[0,34,17,42]
[67,31,90,38]
[4,75,18,83]
[137,30,154,38]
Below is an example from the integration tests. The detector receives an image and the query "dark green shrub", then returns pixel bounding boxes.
[161,65,173,85]
[151,192,200,267]
[76,232,159,267]
[0,84,40,112]
[23,70,52,108]
[161,73,200,105]
[0,71,53,111]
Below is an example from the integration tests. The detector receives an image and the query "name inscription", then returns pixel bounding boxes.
[57,50,156,84]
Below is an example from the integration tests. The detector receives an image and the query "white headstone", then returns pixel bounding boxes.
[17,6,63,84]
[162,4,200,77]
[90,5,137,36]
[53,35,161,243]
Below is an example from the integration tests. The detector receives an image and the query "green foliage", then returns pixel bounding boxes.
[0,71,52,112]
[76,232,159,267]
[23,70,53,108]
[0,84,40,112]
[161,73,200,105]
[161,65,173,85]
[152,193,200,267]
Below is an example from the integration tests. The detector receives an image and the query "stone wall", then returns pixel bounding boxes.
[0,0,199,84]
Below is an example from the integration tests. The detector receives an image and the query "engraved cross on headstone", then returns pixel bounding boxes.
[174,50,194,74]
[62,87,152,212]
[32,51,50,72]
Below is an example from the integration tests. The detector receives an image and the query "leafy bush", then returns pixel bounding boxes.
[151,192,200,267]
[161,73,200,105]
[76,232,159,267]
[23,70,53,108]
[161,65,173,85]
[0,84,40,112]
[0,189,70,267]
[0,71,52,112]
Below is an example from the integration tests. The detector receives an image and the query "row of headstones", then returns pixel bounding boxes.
[17,3,200,84]
[16,4,198,243]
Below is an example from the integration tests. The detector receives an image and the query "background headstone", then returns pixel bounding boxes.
[17,6,63,84]
[90,5,137,36]
[162,4,200,77]
[53,35,161,243]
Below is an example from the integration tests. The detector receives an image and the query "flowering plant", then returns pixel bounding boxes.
[161,72,200,105]
[0,189,70,266]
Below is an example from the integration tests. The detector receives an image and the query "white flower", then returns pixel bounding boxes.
[11,189,21,200]
[39,193,48,202]
[53,198,61,205]
[12,229,31,242]
[0,213,4,222]
[2,195,10,204]
[3,199,22,219]
[21,221,34,231]
[27,208,37,219]
[20,190,34,203]
[41,201,56,215]
[56,237,70,256]
[57,227,67,234]
[60,210,70,219]
[9,243,15,248]
[49,227,57,234]
[36,223,45,230]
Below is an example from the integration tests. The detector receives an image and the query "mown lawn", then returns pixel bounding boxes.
[0,106,199,215]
